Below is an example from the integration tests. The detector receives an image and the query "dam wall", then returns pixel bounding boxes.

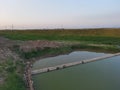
[32,53,120,75]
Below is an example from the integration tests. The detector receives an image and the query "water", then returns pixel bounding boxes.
[32,51,109,70]
[32,51,120,90]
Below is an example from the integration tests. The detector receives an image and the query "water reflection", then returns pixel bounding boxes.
[33,51,109,70]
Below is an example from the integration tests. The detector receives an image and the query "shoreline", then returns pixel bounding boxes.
[23,45,120,90]
[31,53,120,75]
[1,32,120,90]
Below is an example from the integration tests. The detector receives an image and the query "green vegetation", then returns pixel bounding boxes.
[21,46,72,59]
[20,44,120,59]
[0,72,26,90]
[0,28,120,90]
[0,58,26,90]
[0,29,120,45]
[1,28,120,59]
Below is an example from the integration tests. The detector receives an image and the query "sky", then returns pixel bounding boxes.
[0,0,120,29]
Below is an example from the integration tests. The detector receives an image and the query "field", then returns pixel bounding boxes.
[0,28,120,45]
[0,28,120,90]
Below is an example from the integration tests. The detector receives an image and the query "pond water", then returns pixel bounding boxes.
[32,51,120,90]
[32,51,109,70]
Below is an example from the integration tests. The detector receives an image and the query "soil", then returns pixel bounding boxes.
[0,37,63,61]
[20,40,63,52]
[0,37,64,85]
[0,37,23,84]
[0,37,23,62]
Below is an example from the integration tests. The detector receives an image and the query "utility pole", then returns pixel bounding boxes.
[11,24,13,31]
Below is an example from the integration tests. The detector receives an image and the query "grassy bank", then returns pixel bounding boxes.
[0,72,26,90]
[0,58,26,90]
[19,44,120,60]
[0,44,119,90]
[21,46,72,59]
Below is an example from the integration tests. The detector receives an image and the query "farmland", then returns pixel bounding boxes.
[0,28,120,45]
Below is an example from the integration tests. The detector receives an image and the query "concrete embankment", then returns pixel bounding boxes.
[82,53,120,63]
[31,53,120,75]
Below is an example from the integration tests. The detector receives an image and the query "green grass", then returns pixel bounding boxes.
[20,44,120,59]
[0,59,26,90]
[0,72,26,90]
[21,46,72,59]
[0,29,120,45]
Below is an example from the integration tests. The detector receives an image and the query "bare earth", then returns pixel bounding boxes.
[0,37,63,84]
[0,37,63,61]
[20,40,63,52]
[0,37,22,61]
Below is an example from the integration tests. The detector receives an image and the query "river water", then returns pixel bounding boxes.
[32,51,120,90]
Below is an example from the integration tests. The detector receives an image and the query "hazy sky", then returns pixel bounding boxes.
[0,0,120,29]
